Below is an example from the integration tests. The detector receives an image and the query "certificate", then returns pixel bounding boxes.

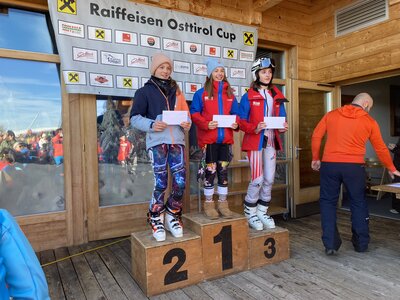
[162,111,188,125]
[264,117,285,129]
[213,115,236,128]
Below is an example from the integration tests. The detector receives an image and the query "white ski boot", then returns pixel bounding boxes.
[257,203,276,229]
[165,207,183,238]
[148,210,166,242]
[244,202,263,230]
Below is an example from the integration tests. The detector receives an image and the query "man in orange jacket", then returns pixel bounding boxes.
[311,92,400,255]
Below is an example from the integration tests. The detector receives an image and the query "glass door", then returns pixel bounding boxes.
[291,80,339,218]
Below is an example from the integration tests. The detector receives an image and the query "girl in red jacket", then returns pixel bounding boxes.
[190,58,239,219]
[238,57,288,230]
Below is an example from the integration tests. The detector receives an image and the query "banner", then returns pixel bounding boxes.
[48,0,258,99]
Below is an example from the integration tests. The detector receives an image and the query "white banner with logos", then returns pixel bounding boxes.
[48,0,258,99]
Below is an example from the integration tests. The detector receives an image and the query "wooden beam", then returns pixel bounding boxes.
[253,0,283,11]
[0,0,48,11]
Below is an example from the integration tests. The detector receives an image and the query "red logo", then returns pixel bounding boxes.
[95,76,108,84]
[122,33,131,42]
[147,37,155,46]
[190,84,197,92]
[209,47,216,55]
[190,44,197,53]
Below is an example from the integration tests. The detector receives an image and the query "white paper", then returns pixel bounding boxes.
[386,183,400,188]
[212,115,236,128]
[162,111,187,125]
[264,117,285,129]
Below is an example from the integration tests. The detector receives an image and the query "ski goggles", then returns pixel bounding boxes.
[259,58,275,68]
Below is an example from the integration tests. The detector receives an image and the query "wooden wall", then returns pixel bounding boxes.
[309,0,400,83]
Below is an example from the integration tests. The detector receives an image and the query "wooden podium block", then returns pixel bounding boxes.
[131,230,204,296]
[183,213,249,280]
[248,226,289,269]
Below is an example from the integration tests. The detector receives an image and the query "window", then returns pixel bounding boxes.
[0,8,56,53]
[0,7,62,217]
[96,96,153,206]
[0,58,63,216]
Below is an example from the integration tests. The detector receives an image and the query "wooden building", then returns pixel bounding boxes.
[0,0,399,251]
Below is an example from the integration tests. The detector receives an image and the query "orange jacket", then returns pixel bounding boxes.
[311,104,396,172]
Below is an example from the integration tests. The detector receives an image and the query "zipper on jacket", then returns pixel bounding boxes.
[217,81,224,144]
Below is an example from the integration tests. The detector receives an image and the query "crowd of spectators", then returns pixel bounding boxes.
[0,128,63,167]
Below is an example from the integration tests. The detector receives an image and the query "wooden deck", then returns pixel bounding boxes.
[38,210,400,299]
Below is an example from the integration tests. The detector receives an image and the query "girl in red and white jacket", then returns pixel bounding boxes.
[190,58,239,219]
[238,57,288,230]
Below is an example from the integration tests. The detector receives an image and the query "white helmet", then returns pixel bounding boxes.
[251,57,275,80]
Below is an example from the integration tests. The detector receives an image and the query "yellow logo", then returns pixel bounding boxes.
[58,0,77,15]
[68,72,79,83]
[96,29,105,40]
[123,78,132,88]
[243,32,254,46]
[227,50,234,58]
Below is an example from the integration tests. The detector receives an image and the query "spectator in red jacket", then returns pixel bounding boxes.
[51,128,63,165]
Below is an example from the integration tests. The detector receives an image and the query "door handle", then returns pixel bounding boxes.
[295,146,303,159]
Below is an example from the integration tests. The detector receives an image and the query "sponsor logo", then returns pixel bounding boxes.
[184,42,201,55]
[96,29,105,40]
[240,51,254,61]
[253,102,260,106]
[117,75,139,89]
[68,72,79,83]
[230,68,246,79]
[243,31,255,46]
[104,54,121,64]
[73,47,97,63]
[185,82,201,94]
[122,33,131,42]
[127,55,149,68]
[115,30,137,45]
[204,45,220,57]
[123,78,132,88]
[147,37,155,46]
[163,39,181,52]
[59,21,84,38]
[174,61,190,74]
[90,73,113,87]
[190,44,197,52]
[231,87,239,96]
[77,51,93,59]
[88,26,111,42]
[58,0,76,15]
[101,52,123,66]
[193,63,207,76]
[63,71,86,85]
[209,47,216,56]
[95,76,108,84]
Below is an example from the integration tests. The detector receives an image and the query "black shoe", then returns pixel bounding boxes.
[325,248,337,256]
[354,247,368,253]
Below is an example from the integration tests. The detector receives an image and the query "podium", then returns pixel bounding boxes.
[131,230,203,296]
[131,213,290,296]
[183,213,249,279]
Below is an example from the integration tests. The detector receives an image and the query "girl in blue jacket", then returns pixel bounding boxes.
[131,53,191,242]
